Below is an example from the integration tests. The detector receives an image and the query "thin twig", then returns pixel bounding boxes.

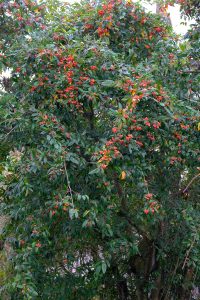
[1,126,17,141]
[63,160,74,206]
[183,173,200,194]
[180,70,200,74]
[182,237,196,270]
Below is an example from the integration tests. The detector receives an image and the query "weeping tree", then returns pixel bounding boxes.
[0,0,199,299]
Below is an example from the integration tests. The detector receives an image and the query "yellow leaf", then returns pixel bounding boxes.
[120,171,126,180]
[198,123,200,131]
[131,89,137,96]
[141,31,146,38]
[34,9,39,14]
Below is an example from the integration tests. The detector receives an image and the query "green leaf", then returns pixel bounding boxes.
[101,262,107,274]
[101,80,115,87]
[69,208,78,219]
[89,168,101,175]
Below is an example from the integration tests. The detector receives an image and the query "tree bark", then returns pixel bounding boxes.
[117,279,129,300]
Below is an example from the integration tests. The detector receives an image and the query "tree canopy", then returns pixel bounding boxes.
[0,0,199,299]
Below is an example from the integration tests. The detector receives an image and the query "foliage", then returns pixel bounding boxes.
[177,0,200,21]
[0,0,199,299]
[149,0,200,21]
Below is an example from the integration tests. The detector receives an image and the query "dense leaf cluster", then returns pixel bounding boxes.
[0,0,199,299]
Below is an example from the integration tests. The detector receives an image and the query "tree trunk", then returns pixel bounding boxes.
[117,279,129,300]
[150,274,162,300]
[136,284,148,300]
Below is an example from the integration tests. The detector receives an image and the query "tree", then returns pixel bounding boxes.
[0,0,199,299]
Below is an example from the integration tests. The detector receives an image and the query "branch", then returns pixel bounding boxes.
[1,125,17,141]
[182,237,196,270]
[113,173,150,240]
[163,256,180,300]
[180,70,200,74]
[63,160,74,206]
[182,173,200,194]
